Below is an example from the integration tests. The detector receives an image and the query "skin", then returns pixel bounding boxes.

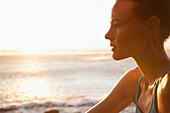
[86,1,170,113]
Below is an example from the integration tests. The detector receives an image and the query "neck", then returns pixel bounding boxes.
[133,42,170,87]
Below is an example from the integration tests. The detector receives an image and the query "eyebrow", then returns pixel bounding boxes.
[110,18,125,24]
[110,15,138,23]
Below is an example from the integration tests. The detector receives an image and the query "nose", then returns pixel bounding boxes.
[105,28,113,40]
[105,31,110,40]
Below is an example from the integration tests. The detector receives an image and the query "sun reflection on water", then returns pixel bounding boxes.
[21,58,42,73]
[14,57,57,102]
[17,78,52,99]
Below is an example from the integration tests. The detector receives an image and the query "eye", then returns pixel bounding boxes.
[114,23,120,28]
[112,21,121,28]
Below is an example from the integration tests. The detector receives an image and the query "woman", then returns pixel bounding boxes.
[86,0,170,112]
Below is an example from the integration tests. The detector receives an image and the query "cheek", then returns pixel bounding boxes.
[115,26,145,52]
[115,28,131,48]
[130,26,146,48]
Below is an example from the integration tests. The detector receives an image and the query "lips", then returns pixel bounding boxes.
[110,42,116,47]
[111,47,116,52]
[110,43,116,52]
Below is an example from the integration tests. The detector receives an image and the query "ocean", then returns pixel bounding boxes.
[0,48,169,113]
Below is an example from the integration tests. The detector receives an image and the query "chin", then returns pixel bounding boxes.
[112,52,130,60]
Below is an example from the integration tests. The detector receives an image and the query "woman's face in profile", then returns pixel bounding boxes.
[105,1,147,60]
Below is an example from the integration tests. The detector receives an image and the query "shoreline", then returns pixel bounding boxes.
[0,104,136,113]
[45,104,136,113]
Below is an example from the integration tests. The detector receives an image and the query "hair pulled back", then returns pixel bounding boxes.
[133,0,170,42]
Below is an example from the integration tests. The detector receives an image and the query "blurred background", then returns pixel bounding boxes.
[0,0,169,113]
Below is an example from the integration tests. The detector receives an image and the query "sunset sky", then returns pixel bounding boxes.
[0,0,115,51]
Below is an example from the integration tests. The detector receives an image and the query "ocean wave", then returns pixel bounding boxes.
[0,98,100,113]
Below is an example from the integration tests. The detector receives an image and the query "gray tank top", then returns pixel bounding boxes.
[135,63,170,113]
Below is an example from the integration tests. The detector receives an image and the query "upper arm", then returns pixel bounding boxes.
[115,67,140,102]
[86,67,140,113]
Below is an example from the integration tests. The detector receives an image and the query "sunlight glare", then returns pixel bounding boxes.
[21,60,42,73]
[17,78,52,99]
[0,0,116,51]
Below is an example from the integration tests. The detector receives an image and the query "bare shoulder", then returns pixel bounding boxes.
[117,67,141,102]
[121,67,141,82]
[157,71,170,112]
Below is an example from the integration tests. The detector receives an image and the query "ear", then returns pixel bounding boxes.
[146,16,160,38]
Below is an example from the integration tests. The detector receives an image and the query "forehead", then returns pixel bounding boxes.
[112,1,136,19]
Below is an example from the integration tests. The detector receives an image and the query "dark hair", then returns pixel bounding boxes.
[133,0,170,42]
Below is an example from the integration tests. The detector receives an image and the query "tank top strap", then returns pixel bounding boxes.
[135,63,170,113]
[135,73,143,113]
[152,63,170,112]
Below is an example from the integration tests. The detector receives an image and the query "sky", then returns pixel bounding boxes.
[0,0,115,51]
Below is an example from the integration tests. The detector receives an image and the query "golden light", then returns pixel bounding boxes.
[17,78,51,99]
[20,50,48,55]
[15,58,50,99]
[21,60,41,73]
[0,0,116,51]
